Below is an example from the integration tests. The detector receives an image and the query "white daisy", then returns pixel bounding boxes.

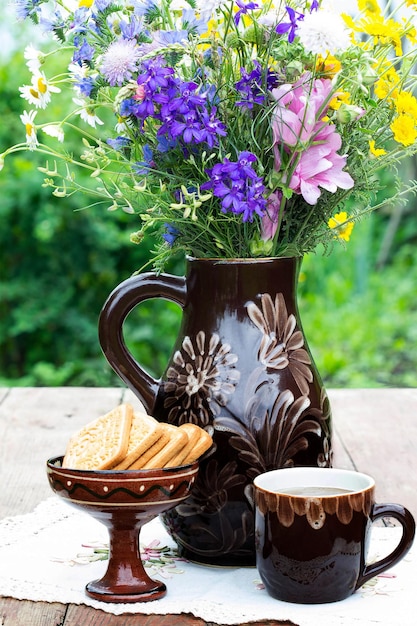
[297,10,351,56]
[42,124,65,142]
[19,72,61,109]
[24,45,43,74]
[20,110,39,150]
[73,98,104,128]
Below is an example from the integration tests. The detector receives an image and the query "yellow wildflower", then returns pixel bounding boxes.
[346,11,404,56]
[405,0,417,9]
[329,90,350,111]
[369,140,386,157]
[390,114,417,146]
[79,0,94,7]
[358,0,381,15]
[374,64,401,102]
[405,23,417,45]
[394,91,417,120]
[315,54,342,77]
[328,212,355,242]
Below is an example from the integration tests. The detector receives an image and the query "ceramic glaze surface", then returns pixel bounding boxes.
[254,468,415,604]
[46,456,198,603]
[99,257,332,566]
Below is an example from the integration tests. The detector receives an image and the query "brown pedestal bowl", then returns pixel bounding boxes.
[46,455,199,603]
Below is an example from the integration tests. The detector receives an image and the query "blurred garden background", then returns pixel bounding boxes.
[1,4,416,389]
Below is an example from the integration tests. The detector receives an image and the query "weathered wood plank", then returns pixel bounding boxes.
[65,605,207,625]
[328,388,417,517]
[0,387,124,517]
[0,597,67,626]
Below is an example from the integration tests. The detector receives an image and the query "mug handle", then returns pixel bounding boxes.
[98,272,187,414]
[356,503,415,589]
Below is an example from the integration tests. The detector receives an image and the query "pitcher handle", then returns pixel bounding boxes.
[98,272,187,414]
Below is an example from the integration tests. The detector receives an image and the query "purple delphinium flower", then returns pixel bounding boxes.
[234,0,259,26]
[275,6,304,43]
[310,0,319,11]
[202,152,267,222]
[235,62,265,109]
[137,57,175,93]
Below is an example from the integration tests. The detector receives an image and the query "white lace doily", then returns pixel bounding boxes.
[0,497,415,625]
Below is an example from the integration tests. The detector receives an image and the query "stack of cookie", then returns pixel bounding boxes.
[62,403,212,470]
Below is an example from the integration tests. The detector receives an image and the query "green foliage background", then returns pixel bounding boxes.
[1,36,416,389]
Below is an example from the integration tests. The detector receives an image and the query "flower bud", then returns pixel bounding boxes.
[225,32,241,49]
[336,103,365,124]
[250,236,273,256]
[359,66,378,86]
[243,25,265,46]
[130,230,144,244]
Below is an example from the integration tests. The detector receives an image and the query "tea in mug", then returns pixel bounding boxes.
[276,486,354,497]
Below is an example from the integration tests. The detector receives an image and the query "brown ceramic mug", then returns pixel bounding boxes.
[254,467,415,604]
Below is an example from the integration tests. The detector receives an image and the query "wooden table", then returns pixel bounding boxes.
[1,386,416,626]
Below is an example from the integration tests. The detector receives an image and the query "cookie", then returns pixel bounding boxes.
[180,427,213,465]
[140,423,188,469]
[62,403,133,470]
[113,411,163,470]
[165,423,202,467]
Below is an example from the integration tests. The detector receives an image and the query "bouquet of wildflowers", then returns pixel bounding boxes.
[3,0,417,267]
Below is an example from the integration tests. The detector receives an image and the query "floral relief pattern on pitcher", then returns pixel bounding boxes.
[162,331,240,426]
[246,292,313,393]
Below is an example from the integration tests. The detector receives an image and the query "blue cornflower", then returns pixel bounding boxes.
[182,9,208,36]
[39,8,66,34]
[234,0,259,26]
[163,223,180,246]
[94,0,113,11]
[202,152,266,222]
[154,30,189,46]
[275,6,304,43]
[120,15,144,39]
[75,76,95,97]
[15,0,42,21]
[131,0,158,17]
[69,8,90,34]
[73,39,95,65]
[156,135,178,153]
[107,136,132,151]
[134,144,155,174]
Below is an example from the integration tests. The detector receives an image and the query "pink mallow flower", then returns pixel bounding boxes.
[271,75,354,205]
[261,191,282,240]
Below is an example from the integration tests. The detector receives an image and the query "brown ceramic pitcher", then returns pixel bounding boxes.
[98,256,332,566]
